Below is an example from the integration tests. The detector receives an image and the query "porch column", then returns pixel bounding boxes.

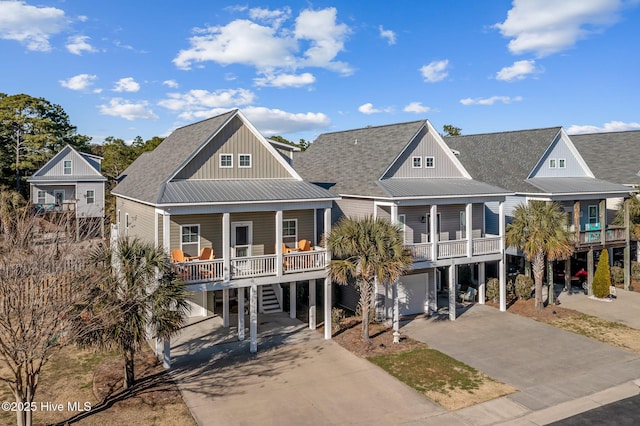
[392,280,400,332]
[587,248,594,296]
[162,213,171,253]
[599,199,606,245]
[547,259,554,305]
[289,282,296,319]
[499,201,506,312]
[429,270,438,313]
[309,279,317,329]
[624,198,631,290]
[564,259,571,292]
[222,288,230,328]
[466,203,473,257]
[276,210,283,277]
[238,287,245,341]
[478,262,486,304]
[250,283,258,353]
[324,277,332,339]
[162,339,171,369]
[448,262,456,321]
[222,212,230,281]
[390,203,398,224]
[430,205,438,261]
[573,201,581,242]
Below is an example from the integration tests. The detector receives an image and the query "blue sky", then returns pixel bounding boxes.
[2,0,640,144]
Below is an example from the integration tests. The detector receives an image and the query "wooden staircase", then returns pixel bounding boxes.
[260,284,283,313]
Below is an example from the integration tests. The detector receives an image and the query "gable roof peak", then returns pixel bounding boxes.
[318,119,428,137]
[448,126,562,139]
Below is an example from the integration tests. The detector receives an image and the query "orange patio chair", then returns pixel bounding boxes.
[297,239,311,252]
[171,249,186,263]
[282,242,293,254]
[198,247,214,260]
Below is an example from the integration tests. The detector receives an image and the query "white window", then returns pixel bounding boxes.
[219,154,233,168]
[549,158,556,168]
[412,156,422,168]
[86,189,95,204]
[425,156,435,168]
[37,190,46,204]
[559,158,566,168]
[398,214,406,244]
[181,224,200,257]
[588,205,598,225]
[282,219,297,244]
[63,160,72,175]
[239,154,252,168]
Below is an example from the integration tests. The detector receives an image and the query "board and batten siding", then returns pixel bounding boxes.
[76,181,104,218]
[175,116,291,180]
[530,134,589,178]
[39,149,100,177]
[31,184,75,204]
[116,198,156,243]
[383,127,465,179]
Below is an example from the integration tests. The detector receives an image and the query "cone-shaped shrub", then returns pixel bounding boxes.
[592,250,611,298]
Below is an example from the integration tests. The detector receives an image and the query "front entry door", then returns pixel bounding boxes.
[231,222,252,257]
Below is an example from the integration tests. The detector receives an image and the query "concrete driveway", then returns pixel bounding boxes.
[169,313,444,426]
[402,304,640,423]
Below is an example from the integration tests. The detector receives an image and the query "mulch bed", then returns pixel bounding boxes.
[331,317,425,357]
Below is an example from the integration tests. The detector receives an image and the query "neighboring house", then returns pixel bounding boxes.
[446,127,636,290]
[111,109,338,355]
[28,144,106,237]
[295,120,512,320]
[572,130,640,261]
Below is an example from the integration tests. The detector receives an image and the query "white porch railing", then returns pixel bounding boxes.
[172,259,225,283]
[405,243,433,261]
[231,255,277,278]
[438,240,467,259]
[283,249,327,273]
[472,236,501,255]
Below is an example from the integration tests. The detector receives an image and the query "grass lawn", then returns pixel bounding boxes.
[368,347,515,410]
[0,345,195,426]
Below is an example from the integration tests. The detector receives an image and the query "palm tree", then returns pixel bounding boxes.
[506,201,574,310]
[326,216,412,343]
[75,237,188,389]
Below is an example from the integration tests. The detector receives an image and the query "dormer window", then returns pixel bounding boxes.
[63,160,72,175]
[219,154,233,168]
[549,159,556,168]
[425,156,435,168]
[412,156,422,168]
[559,158,566,168]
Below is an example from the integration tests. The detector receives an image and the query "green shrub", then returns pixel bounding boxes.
[485,278,500,302]
[632,261,640,281]
[610,266,624,286]
[331,307,346,332]
[514,274,534,300]
[592,250,612,298]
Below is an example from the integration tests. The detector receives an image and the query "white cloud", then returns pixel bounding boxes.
[379,25,396,45]
[494,0,624,57]
[174,7,352,75]
[66,35,96,55]
[99,98,158,121]
[254,72,316,88]
[162,80,179,89]
[404,102,432,113]
[496,59,541,81]
[158,88,255,113]
[0,1,68,51]
[460,96,523,106]
[113,77,140,93]
[358,103,380,115]
[566,121,640,134]
[241,106,331,136]
[59,74,101,93]
[248,7,291,29]
[420,60,449,83]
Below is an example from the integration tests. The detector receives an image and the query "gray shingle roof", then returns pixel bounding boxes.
[445,127,562,193]
[570,131,640,186]
[526,177,632,195]
[295,120,427,197]
[160,179,338,204]
[112,110,237,204]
